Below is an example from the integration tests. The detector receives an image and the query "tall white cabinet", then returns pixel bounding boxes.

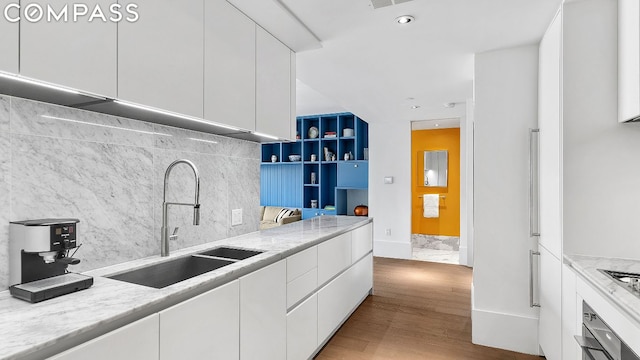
[618,0,640,122]
[118,0,204,117]
[204,0,256,132]
[0,0,19,73]
[536,1,618,359]
[537,9,563,360]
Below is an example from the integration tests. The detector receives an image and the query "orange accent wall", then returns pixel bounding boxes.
[411,128,460,236]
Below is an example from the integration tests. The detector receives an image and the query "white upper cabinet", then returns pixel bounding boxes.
[618,0,640,122]
[118,0,204,117]
[19,0,117,97]
[0,0,18,73]
[256,27,293,140]
[204,0,255,131]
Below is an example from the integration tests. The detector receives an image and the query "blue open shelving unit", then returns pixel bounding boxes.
[260,112,369,219]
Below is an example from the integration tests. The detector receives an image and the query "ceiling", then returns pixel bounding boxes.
[230,0,562,123]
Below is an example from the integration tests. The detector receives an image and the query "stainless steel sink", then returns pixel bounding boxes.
[197,247,263,260]
[599,269,640,299]
[108,256,234,289]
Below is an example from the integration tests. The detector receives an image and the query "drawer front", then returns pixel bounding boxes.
[351,223,372,262]
[287,294,318,360]
[337,161,368,188]
[287,246,317,282]
[287,268,318,309]
[318,232,352,286]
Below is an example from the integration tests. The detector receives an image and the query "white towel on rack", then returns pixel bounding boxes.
[422,194,439,218]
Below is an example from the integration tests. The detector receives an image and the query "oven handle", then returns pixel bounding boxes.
[574,336,612,360]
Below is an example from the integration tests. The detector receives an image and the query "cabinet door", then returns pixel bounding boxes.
[0,0,18,73]
[159,280,239,360]
[352,223,373,263]
[204,0,255,131]
[619,0,640,122]
[287,294,318,360]
[538,11,562,259]
[317,253,372,344]
[256,27,292,140]
[19,0,116,97]
[317,232,352,286]
[538,246,561,360]
[118,0,203,117]
[240,260,286,360]
[337,161,368,188]
[48,314,159,360]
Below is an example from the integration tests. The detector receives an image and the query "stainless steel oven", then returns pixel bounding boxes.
[575,301,639,360]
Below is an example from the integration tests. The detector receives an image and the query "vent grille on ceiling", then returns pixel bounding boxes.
[370,0,413,10]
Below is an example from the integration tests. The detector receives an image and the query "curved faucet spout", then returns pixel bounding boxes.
[161,159,201,257]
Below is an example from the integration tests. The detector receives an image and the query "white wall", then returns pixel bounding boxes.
[472,44,541,355]
[562,0,640,260]
[370,107,466,260]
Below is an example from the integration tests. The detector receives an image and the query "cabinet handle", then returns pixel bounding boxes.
[354,164,358,168]
[529,128,540,237]
[529,250,540,308]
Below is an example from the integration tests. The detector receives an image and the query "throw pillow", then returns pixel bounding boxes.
[274,208,293,222]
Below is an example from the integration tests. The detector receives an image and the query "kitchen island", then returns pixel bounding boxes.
[0,216,373,360]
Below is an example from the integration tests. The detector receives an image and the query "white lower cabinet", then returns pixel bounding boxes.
[287,294,318,360]
[317,253,372,344]
[159,280,240,360]
[351,223,373,263]
[240,260,286,360]
[48,314,159,360]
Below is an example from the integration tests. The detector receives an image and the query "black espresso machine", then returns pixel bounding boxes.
[9,218,93,303]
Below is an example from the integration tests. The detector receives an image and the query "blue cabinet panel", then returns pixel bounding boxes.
[337,161,368,188]
[302,208,337,219]
[260,164,302,207]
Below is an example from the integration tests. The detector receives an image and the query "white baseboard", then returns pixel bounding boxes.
[472,308,540,355]
[373,240,411,259]
[459,246,468,266]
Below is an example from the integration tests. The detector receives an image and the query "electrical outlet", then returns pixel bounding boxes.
[231,209,243,226]
[385,228,391,236]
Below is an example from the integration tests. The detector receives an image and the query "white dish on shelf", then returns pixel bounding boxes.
[288,155,301,162]
[308,126,319,139]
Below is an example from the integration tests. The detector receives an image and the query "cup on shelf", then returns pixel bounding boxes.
[271,154,277,163]
[343,128,354,137]
[310,154,317,162]
[310,172,316,184]
[311,200,318,208]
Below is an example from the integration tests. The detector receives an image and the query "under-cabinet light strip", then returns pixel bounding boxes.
[114,100,243,132]
[253,132,279,140]
[188,137,219,144]
[0,72,107,99]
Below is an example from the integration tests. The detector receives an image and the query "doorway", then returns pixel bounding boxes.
[411,120,461,264]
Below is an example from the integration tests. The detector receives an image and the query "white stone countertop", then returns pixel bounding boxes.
[564,254,640,324]
[0,216,372,360]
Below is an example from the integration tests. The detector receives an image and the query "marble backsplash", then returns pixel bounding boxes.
[0,95,261,289]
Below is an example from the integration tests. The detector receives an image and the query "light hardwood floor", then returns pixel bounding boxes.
[315,257,543,360]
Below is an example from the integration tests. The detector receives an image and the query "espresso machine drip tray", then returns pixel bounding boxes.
[10,273,94,303]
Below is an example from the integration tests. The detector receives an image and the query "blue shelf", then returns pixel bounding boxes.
[261,112,369,219]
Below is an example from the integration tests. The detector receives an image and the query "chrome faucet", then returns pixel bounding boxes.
[161,159,201,257]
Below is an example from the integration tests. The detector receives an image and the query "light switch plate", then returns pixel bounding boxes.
[231,209,243,226]
[384,176,394,184]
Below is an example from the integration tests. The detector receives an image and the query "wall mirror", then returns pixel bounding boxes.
[423,150,448,187]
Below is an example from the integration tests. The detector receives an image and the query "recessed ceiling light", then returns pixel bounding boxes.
[435,124,440,127]
[395,15,414,24]
[411,105,420,109]
[444,102,456,108]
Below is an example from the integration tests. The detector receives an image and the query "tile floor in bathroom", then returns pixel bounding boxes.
[411,234,460,265]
